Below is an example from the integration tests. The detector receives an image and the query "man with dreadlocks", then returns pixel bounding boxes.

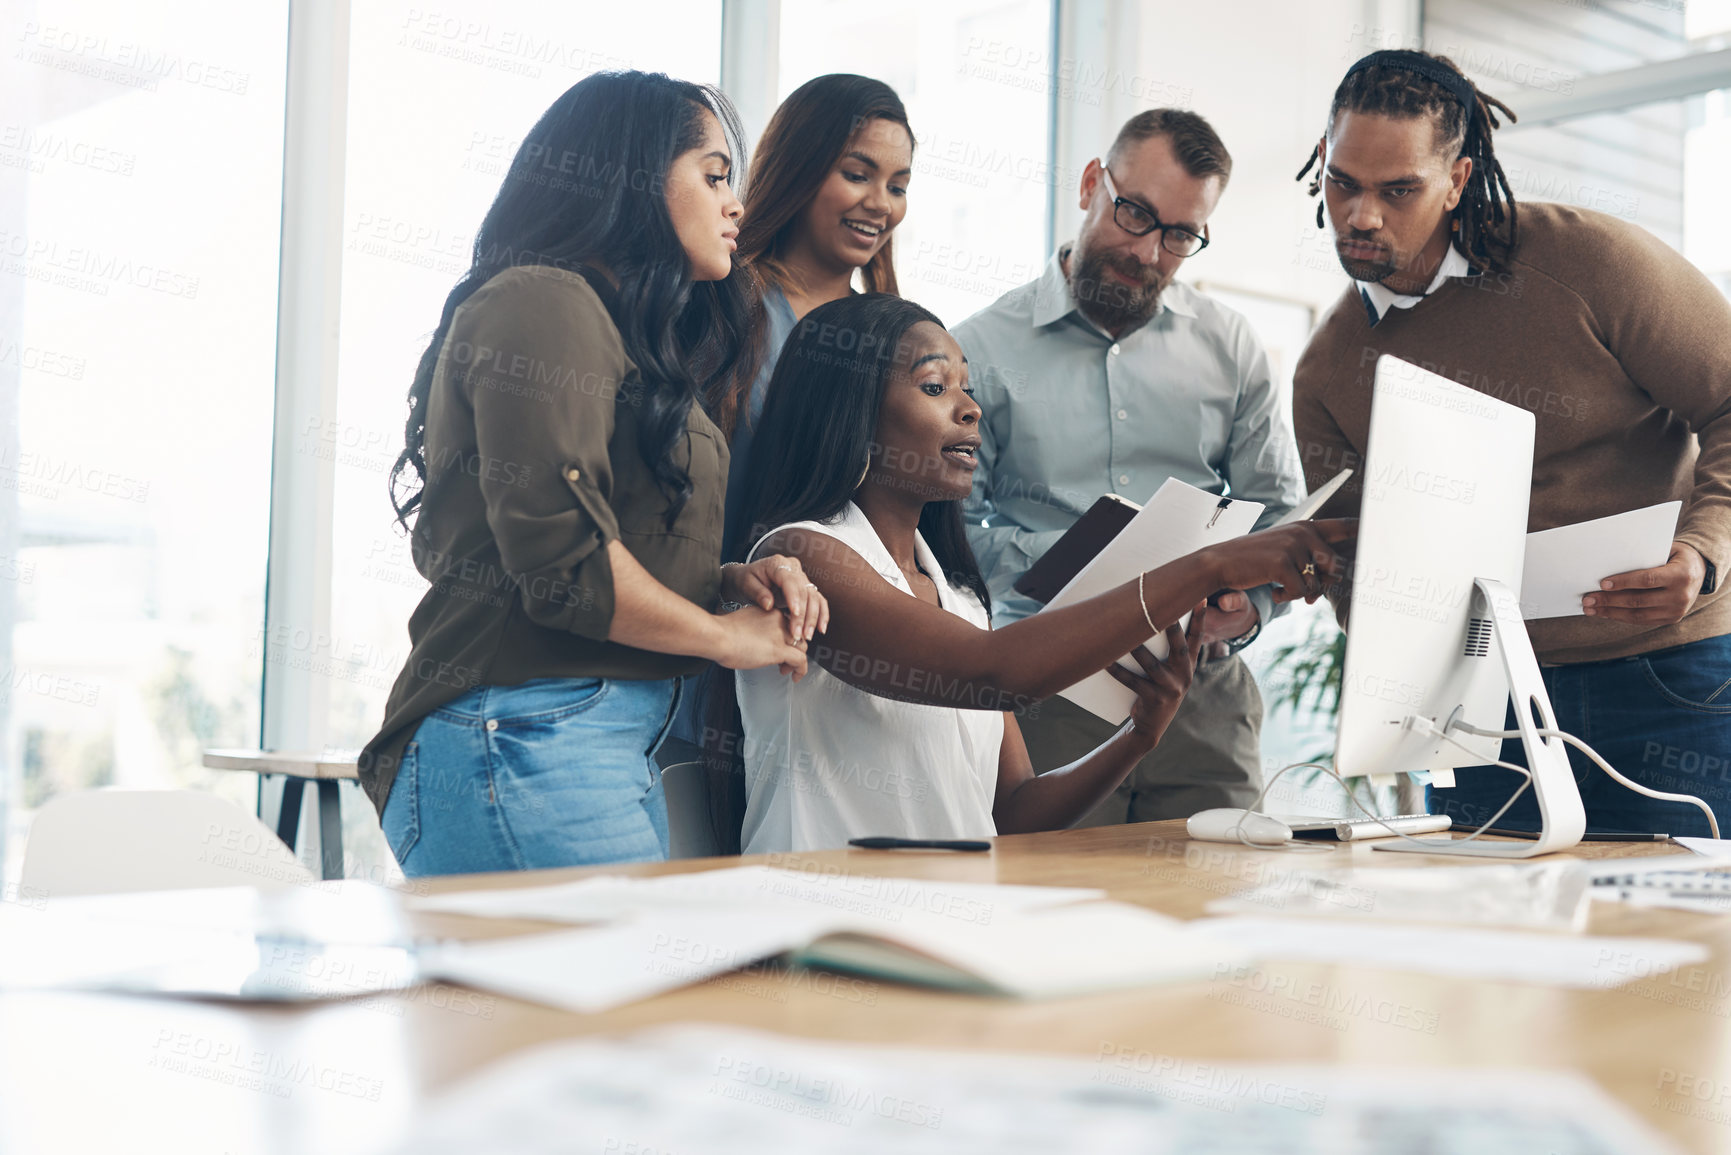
[1294,49,1731,836]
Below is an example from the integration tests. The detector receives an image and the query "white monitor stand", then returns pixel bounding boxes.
[1374,578,1586,858]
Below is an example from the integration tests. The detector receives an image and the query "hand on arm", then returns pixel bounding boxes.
[605,542,810,679]
[720,555,831,641]
[992,610,1206,834]
[1582,542,1706,626]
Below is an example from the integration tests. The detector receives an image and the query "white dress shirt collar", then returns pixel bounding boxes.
[1357,243,1473,326]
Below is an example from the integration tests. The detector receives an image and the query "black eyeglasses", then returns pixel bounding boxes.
[1099,166,1209,258]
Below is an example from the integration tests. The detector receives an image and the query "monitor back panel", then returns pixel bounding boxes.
[1334,355,1534,778]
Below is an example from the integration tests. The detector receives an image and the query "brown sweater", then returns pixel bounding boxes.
[358,266,727,812]
[1294,202,1731,664]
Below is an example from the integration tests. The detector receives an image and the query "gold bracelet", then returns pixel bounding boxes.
[1137,570,1157,634]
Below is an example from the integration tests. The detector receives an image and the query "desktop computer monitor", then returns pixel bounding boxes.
[1332,355,1586,857]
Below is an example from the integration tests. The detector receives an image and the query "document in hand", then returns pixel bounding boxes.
[1520,501,1680,619]
[1038,477,1263,723]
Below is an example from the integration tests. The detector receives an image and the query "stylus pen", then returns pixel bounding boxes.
[1479,827,1671,842]
[848,837,992,852]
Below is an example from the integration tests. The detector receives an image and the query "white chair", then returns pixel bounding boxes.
[660,760,724,859]
[21,789,317,897]
[202,748,357,880]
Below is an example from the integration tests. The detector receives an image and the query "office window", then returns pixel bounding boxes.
[1,2,289,870]
[1686,88,1731,296]
[778,0,1055,326]
[324,2,724,757]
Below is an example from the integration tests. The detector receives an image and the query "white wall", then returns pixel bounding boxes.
[1051,0,1419,317]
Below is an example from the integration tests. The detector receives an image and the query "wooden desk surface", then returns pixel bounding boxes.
[3,822,1728,1155]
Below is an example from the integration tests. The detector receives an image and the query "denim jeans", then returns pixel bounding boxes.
[381,677,678,877]
[1429,633,1731,837]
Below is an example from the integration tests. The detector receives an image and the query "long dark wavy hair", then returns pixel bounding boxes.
[698,294,987,850]
[389,71,759,530]
[712,74,911,436]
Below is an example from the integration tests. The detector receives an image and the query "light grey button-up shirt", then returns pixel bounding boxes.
[953,247,1306,627]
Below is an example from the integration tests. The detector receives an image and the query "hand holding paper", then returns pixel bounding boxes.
[1520,502,1680,620]
[1583,540,1707,626]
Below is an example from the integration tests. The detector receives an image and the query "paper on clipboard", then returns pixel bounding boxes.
[1520,501,1680,620]
[1273,468,1352,527]
[1041,478,1263,723]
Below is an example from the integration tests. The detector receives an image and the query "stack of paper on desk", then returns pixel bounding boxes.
[414,865,1242,1012]
[1205,861,1594,931]
[1192,916,1706,989]
[413,863,1105,924]
[422,900,1243,1012]
[389,1024,1685,1155]
[1038,477,1264,722]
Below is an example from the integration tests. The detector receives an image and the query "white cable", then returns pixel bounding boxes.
[1228,732,1535,852]
[1450,720,1721,839]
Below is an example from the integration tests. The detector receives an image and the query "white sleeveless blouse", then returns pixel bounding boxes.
[736,503,1005,854]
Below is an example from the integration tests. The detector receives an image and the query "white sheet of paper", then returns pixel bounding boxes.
[1520,501,1680,619]
[796,900,1246,999]
[1040,477,1263,722]
[413,865,1105,925]
[420,900,1232,1013]
[1204,862,1591,932]
[1192,915,1705,989]
[387,1024,1685,1155]
[419,908,838,1014]
[1272,467,1352,527]
[1674,837,1731,859]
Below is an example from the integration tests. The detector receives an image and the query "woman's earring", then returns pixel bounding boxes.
[855,455,871,489]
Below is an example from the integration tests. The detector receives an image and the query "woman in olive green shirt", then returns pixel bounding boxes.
[360,72,826,877]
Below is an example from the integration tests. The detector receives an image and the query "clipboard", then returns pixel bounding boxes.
[1012,494,1143,605]
[1038,478,1263,723]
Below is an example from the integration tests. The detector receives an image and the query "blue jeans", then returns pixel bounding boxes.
[1429,634,1731,837]
[381,677,678,877]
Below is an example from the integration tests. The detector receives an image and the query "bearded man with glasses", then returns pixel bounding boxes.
[953,108,1305,826]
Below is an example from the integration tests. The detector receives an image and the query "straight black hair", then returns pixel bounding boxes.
[697,293,988,851]
[389,70,758,530]
[734,293,988,610]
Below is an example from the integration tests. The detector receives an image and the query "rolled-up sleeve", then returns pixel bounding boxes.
[456,271,627,640]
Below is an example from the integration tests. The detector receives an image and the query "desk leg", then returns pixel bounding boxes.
[276,776,307,853]
[316,779,343,881]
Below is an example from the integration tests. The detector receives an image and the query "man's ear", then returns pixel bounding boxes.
[1079,157,1102,213]
[1444,154,1473,211]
